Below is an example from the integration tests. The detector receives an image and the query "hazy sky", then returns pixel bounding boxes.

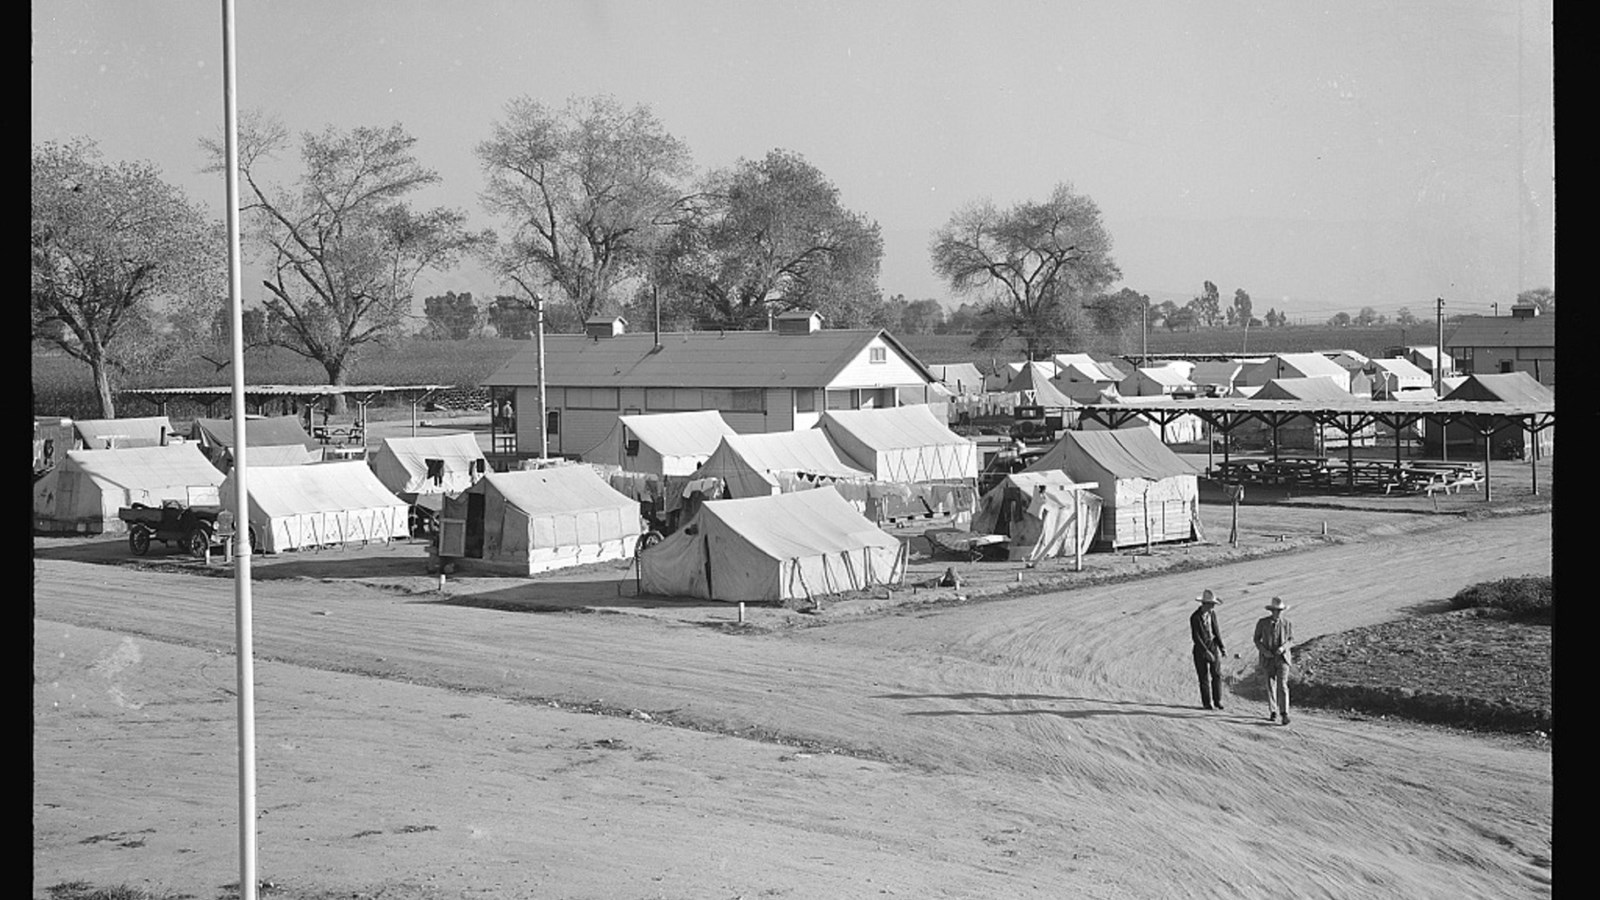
[32,0,1553,320]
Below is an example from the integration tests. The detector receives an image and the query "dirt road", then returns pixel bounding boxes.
[33,512,1551,899]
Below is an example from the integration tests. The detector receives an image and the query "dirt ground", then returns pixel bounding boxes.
[33,438,1553,900]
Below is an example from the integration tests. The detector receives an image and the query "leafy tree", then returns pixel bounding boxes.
[930,183,1120,360]
[897,298,946,334]
[1232,288,1252,327]
[1516,286,1554,312]
[477,94,693,325]
[1355,306,1379,327]
[1328,311,1352,327]
[1190,281,1222,328]
[1154,299,1181,331]
[1167,305,1198,332]
[650,149,882,329]
[1084,287,1149,351]
[32,139,224,417]
[1395,306,1419,327]
[203,114,488,411]
[937,302,984,334]
[487,294,537,339]
[421,291,483,340]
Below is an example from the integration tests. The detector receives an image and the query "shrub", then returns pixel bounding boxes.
[1448,575,1552,619]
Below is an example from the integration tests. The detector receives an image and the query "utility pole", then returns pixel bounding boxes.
[535,292,548,459]
[1434,297,1445,396]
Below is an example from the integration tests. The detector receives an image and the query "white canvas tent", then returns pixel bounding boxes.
[970,470,1102,563]
[72,417,175,450]
[33,443,225,534]
[817,405,979,483]
[222,461,409,554]
[638,488,907,603]
[692,430,872,499]
[582,410,738,477]
[367,432,487,498]
[191,416,322,471]
[1025,429,1202,549]
[438,465,643,575]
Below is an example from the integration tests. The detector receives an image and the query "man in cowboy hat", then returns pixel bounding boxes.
[1254,597,1295,725]
[1189,589,1227,710]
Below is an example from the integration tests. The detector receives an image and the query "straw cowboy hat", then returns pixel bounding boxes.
[1265,597,1289,611]
[1195,589,1221,605]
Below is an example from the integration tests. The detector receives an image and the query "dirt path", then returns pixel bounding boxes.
[34,513,1551,899]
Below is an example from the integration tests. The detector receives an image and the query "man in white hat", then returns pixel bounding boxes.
[1189,589,1227,710]
[1254,597,1295,724]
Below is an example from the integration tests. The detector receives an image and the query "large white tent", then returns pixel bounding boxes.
[1025,429,1202,549]
[222,461,409,554]
[817,405,979,484]
[438,465,643,575]
[638,488,907,603]
[72,416,176,450]
[33,443,225,534]
[970,470,1102,563]
[692,430,872,500]
[366,432,487,498]
[582,410,738,477]
[191,416,322,471]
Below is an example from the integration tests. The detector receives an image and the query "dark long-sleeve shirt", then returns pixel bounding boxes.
[1190,606,1224,657]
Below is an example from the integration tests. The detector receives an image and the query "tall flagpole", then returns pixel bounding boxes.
[220,2,258,897]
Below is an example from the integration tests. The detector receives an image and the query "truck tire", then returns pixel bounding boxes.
[129,526,152,556]
[186,526,213,558]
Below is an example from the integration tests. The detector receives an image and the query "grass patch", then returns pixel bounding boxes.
[1288,576,1551,737]
[1447,575,1552,621]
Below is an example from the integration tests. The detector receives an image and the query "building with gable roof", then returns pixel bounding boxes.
[482,311,939,460]
[1445,303,1555,386]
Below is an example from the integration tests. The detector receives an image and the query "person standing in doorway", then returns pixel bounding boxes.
[1190,589,1227,710]
[1254,597,1295,725]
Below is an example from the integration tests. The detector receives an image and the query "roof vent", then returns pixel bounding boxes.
[585,315,627,338]
[775,309,822,335]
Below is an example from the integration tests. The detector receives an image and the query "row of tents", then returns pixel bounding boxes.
[32,405,1204,604]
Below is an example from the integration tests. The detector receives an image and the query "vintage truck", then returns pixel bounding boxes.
[118,501,252,557]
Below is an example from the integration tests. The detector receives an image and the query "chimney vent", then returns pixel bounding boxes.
[775,310,822,335]
[585,315,627,338]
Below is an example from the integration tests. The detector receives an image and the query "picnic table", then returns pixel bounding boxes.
[313,424,365,446]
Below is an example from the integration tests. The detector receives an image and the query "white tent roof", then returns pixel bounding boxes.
[1026,429,1199,481]
[817,406,979,482]
[223,461,404,518]
[73,417,174,449]
[59,443,223,492]
[1371,357,1431,381]
[706,489,900,561]
[482,465,637,519]
[367,432,486,495]
[695,430,870,497]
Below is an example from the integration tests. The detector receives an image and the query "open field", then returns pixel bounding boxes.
[34,456,1551,899]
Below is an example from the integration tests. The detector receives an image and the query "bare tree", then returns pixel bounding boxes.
[477,95,694,323]
[33,139,224,416]
[203,113,488,410]
[930,183,1120,359]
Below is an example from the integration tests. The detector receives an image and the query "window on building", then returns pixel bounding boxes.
[645,388,675,410]
[825,389,856,410]
[729,388,765,412]
[869,346,887,364]
[795,389,816,413]
[565,387,619,409]
[547,410,560,436]
[1500,360,1515,373]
